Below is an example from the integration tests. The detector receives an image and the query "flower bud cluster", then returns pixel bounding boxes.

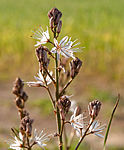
[12,77,34,138]
[88,100,102,120]
[48,7,62,34]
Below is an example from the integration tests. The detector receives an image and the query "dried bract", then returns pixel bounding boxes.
[70,57,82,79]
[88,100,102,119]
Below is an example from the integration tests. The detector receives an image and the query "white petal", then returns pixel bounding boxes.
[59,36,68,47]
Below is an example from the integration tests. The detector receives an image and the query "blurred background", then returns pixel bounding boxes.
[0,0,124,149]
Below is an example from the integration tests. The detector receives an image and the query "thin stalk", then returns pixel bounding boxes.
[75,119,93,150]
[43,65,56,86]
[54,28,63,150]
[60,119,65,137]
[59,79,73,97]
[46,86,55,108]
[27,137,31,150]
[40,70,55,108]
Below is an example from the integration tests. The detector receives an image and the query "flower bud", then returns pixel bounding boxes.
[21,91,28,102]
[35,46,50,72]
[48,8,62,25]
[35,46,48,63]
[12,77,24,96]
[58,95,71,120]
[70,57,82,79]
[88,100,102,119]
[15,97,24,109]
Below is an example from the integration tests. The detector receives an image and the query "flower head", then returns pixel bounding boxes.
[30,129,52,149]
[26,70,53,87]
[9,132,23,150]
[32,27,50,47]
[89,120,106,138]
[51,36,80,59]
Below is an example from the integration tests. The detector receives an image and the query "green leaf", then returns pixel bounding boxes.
[103,94,120,150]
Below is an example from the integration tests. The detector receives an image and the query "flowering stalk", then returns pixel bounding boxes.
[54,28,63,150]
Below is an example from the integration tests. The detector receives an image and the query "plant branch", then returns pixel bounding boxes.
[59,79,73,97]
[43,65,56,86]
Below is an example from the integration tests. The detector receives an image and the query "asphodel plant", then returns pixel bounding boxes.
[8,8,119,150]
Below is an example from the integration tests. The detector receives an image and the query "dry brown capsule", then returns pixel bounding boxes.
[12,77,24,96]
[58,95,71,120]
[88,100,102,119]
[70,57,82,79]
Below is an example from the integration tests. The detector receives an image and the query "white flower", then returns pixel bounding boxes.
[70,107,84,129]
[30,129,52,150]
[32,26,50,46]
[89,120,106,138]
[9,132,23,150]
[51,36,80,59]
[26,70,53,87]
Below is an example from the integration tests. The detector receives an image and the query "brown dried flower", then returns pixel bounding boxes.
[58,95,71,120]
[88,100,102,119]
[70,57,82,79]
